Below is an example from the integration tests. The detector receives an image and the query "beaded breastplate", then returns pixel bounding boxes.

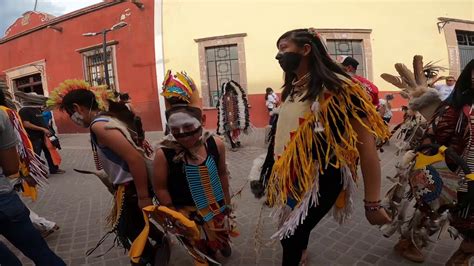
[184,155,227,222]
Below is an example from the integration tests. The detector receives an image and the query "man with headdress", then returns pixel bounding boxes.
[216,80,250,150]
[430,60,474,265]
[381,57,474,264]
[152,70,238,265]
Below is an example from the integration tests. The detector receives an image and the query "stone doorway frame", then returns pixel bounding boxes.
[440,17,474,77]
[4,59,48,97]
[195,33,248,108]
[317,28,374,81]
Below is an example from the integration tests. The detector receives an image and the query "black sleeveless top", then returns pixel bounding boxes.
[162,136,220,207]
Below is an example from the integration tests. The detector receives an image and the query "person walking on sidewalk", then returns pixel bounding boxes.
[266,28,391,266]
[0,88,60,238]
[17,93,64,175]
[265,87,279,125]
[0,107,65,266]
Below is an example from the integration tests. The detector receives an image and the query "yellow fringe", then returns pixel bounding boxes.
[129,205,200,263]
[267,81,390,207]
[105,185,125,229]
[22,181,37,201]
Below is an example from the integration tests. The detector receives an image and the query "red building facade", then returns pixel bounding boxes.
[0,0,163,133]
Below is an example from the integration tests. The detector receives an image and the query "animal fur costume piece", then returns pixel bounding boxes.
[381,57,474,264]
[381,55,441,120]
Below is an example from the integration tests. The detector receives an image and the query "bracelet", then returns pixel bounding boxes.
[364,205,382,212]
[363,199,381,205]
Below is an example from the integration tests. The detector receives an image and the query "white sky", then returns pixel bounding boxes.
[1,0,102,36]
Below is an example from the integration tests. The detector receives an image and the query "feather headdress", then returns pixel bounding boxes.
[47,79,114,111]
[381,55,442,120]
[216,80,250,134]
[161,70,200,110]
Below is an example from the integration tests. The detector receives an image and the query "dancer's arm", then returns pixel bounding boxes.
[91,123,151,208]
[153,149,173,207]
[22,121,50,135]
[351,117,391,225]
[215,137,231,204]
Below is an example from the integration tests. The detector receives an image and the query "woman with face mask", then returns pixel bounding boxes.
[265,28,391,265]
[47,80,166,265]
[153,71,237,265]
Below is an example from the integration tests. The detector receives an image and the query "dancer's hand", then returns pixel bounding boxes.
[138,197,153,210]
[42,128,51,136]
[365,208,391,225]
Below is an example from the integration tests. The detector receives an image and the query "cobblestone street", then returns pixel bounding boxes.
[4,130,461,266]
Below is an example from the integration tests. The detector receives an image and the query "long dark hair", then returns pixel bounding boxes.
[277,29,350,102]
[61,89,145,146]
[449,59,474,109]
[265,87,273,100]
[0,89,6,107]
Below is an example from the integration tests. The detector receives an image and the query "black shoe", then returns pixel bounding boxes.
[153,235,171,266]
[50,169,66,174]
[220,244,232,257]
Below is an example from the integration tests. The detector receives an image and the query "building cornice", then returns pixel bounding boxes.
[3,59,46,73]
[0,1,123,44]
[194,33,247,43]
[316,29,372,34]
[75,40,119,53]
[438,17,474,24]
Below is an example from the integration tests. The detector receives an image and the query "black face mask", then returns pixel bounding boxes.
[172,126,202,139]
[276,52,302,73]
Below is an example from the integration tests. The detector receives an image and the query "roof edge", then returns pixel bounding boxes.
[0,1,123,44]
[438,17,474,25]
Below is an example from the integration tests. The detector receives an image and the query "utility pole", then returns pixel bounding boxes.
[82,22,128,93]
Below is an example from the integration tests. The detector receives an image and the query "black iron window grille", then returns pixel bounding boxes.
[205,45,240,106]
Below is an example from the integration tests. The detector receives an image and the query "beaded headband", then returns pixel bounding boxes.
[307,27,330,58]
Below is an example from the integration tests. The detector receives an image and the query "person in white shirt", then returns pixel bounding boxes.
[432,75,456,101]
[265,87,279,125]
[378,94,394,123]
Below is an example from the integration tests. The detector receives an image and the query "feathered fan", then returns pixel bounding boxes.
[381,55,443,121]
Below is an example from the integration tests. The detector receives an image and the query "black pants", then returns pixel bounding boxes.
[280,170,343,266]
[268,108,276,125]
[0,192,65,266]
[226,131,238,148]
[117,184,164,264]
[31,138,58,174]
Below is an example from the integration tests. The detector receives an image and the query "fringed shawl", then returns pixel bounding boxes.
[0,106,48,200]
[267,75,390,238]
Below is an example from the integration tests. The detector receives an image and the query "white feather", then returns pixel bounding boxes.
[249,154,266,181]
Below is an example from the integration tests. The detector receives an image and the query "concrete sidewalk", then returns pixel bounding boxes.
[4,130,459,265]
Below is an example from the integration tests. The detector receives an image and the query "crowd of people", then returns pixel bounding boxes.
[0,27,472,266]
